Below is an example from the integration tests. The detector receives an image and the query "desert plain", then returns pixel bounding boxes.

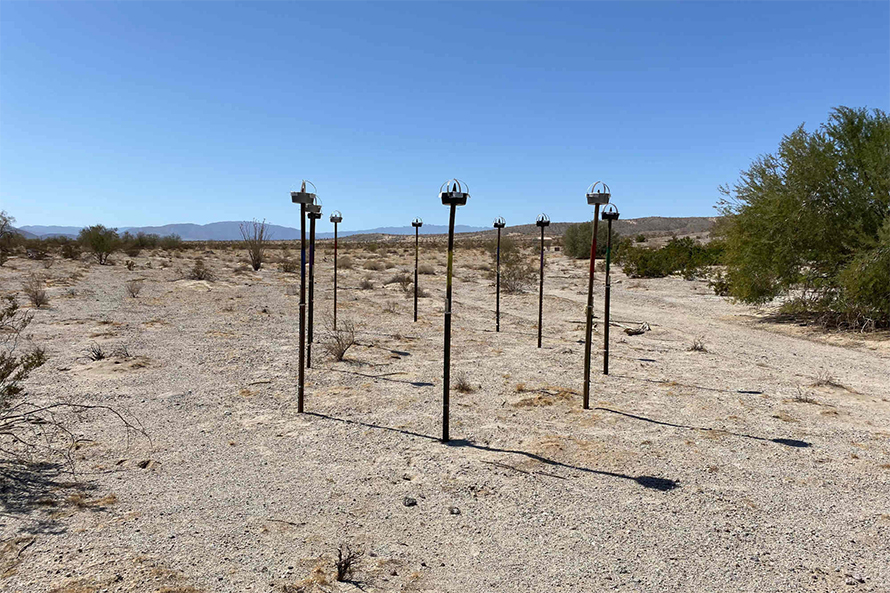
[1,237,888,593]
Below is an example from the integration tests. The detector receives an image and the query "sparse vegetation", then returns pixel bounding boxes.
[188,258,215,281]
[418,263,435,275]
[454,372,474,393]
[489,236,536,294]
[22,275,49,308]
[83,342,107,361]
[618,237,724,280]
[364,260,385,271]
[562,221,621,259]
[335,544,362,582]
[339,256,354,270]
[359,277,374,290]
[240,219,271,271]
[323,317,355,361]
[688,336,707,352]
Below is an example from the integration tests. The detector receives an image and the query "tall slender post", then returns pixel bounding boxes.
[414,226,419,322]
[333,221,338,330]
[299,204,306,412]
[603,216,614,375]
[496,226,501,332]
[583,205,601,409]
[307,211,319,368]
[443,203,456,443]
[535,214,550,348]
[538,225,545,348]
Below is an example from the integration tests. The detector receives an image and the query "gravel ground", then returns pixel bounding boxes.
[1,240,888,593]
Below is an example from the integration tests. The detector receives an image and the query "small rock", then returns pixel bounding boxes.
[845,577,858,586]
[448,506,461,515]
[403,497,417,507]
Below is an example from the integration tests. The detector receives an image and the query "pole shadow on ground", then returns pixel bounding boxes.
[305,412,680,491]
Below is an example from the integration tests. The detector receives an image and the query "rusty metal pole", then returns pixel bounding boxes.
[603,216,613,375]
[443,203,456,443]
[583,206,601,409]
[307,212,317,368]
[538,224,545,348]
[496,225,501,332]
[414,225,419,322]
[299,203,306,412]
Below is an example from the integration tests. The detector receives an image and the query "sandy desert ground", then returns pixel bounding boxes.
[1,238,888,593]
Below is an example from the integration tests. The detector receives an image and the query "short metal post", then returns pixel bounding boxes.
[414,226,419,322]
[299,204,306,412]
[333,220,338,330]
[537,224,545,348]
[443,204,456,443]
[496,226,501,332]
[583,206,601,409]
[307,214,317,368]
[603,217,613,375]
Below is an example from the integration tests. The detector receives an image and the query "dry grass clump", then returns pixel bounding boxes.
[383,300,399,314]
[688,336,707,352]
[82,342,107,361]
[338,256,354,270]
[23,274,49,308]
[323,317,356,362]
[358,277,374,290]
[363,260,385,271]
[811,370,843,388]
[125,279,144,298]
[454,372,474,393]
[418,263,435,275]
[278,259,299,273]
[791,387,819,405]
[188,259,215,281]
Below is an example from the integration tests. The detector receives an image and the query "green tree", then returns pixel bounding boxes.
[78,224,120,265]
[718,106,890,328]
[562,221,620,259]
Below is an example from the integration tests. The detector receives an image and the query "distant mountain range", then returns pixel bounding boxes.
[17,221,489,241]
[17,216,716,242]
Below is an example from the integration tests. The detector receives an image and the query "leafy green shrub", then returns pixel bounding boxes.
[619,237,723,279]
[78,225,120,265]
[719,106,889,329]
[562,222,620,259]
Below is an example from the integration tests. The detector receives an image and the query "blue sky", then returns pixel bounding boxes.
[1,1,888,231]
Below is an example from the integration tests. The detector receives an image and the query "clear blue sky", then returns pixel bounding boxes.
[2,1,888,231]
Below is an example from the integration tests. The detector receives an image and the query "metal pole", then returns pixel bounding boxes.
[582,205,601,409]
[443,204,456,443]
[496,226,501,332]
[537,224,545,348]
[307,215,316,368]
[299,204,306,413]
[414,226,419,322]
[333,221,338,331]
[603,217,613,375]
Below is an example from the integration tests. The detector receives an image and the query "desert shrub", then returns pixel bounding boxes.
[23,239,50,260]
[125,279,143,298]
[82,343,106,361]
[239,219,271,271]
[278,259,299,273]
[1,296,47,406]
[125,260,136,271]
[78,224,120,265]
[562,221,620,259]
[158,234,183,250]
[619,237,723,279]
[323,317,355,362]
[363,260,385,271]
[22,275,48,308]
[635,234,647,243]
[718,106,890,329]
[0,211,17,267]
[383,300,399,313]
[188,258,215,281]
[359,277,373,290]
[487,236,535,294]
[418,263,435,275]
[688,336,707,352]
[335,544,362,582]
[453,372,474,393]
[709,270,731,296]
[339,256,354,270]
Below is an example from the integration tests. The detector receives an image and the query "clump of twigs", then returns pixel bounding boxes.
[322,317,356,362]
[688,336,707,352]
[82,343,106,361]
[811,370,843,388]
[240,219,271,271]
[335,544,362,582]
[454,372,474,393]
[23,275,49,308]
[792,386,819,404]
